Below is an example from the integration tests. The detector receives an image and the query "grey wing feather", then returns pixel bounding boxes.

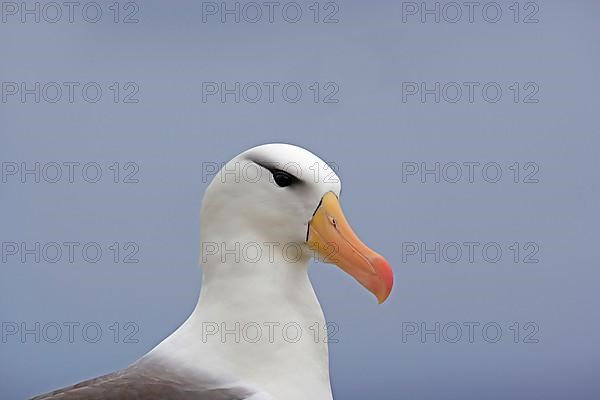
[30,362,261,400]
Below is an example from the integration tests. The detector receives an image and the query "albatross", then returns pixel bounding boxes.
[32,143,394,400]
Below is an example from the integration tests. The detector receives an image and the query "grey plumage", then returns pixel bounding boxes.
[31,359,261,400]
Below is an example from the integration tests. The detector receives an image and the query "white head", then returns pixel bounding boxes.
[201,143,340,247]
[200,143,393,303]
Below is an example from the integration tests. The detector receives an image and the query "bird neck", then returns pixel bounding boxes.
[150,240,333,400]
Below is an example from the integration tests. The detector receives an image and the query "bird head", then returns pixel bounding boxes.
[200,143,393,303]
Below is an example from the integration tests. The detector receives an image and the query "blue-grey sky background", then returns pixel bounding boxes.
[1,0,599,399]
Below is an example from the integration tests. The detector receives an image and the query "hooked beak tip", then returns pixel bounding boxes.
[372,256,393,304]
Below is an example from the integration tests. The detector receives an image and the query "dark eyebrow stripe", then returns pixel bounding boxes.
[252,160,278,173]
[251,159,302,181]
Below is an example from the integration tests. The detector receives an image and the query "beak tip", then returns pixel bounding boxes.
[373,256,394,304]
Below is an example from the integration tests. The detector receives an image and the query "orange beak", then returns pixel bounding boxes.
[307,192,393,303]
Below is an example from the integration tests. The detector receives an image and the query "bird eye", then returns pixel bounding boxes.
[272,170,298,187]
